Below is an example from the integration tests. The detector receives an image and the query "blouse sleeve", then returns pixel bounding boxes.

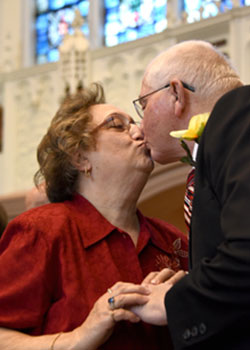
[0,214,55,332]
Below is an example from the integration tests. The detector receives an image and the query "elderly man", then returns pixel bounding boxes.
[133,40,242,164]
[127,40,250,349]
[133,40,243,229]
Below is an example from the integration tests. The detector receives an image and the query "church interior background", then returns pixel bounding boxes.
[1,0,250,234]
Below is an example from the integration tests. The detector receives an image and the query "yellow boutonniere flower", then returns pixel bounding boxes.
[170,113,210,166]
[170,113,210,142]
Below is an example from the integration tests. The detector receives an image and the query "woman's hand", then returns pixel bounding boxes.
[0,282,150,350]
[74,282,150,350]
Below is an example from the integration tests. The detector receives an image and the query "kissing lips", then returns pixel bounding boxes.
[138,142,152,160]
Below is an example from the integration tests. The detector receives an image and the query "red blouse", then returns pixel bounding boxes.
[0,193,188,350]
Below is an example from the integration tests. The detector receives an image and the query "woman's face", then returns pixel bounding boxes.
[86,104,154,177]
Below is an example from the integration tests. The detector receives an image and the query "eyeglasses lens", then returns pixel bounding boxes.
[100,114,131,132]
[134,101,143,119]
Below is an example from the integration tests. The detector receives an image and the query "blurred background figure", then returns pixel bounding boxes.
[0,203,8,238]
[25,182,49,210]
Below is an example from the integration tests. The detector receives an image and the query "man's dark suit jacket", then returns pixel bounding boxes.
[165,85,250,349]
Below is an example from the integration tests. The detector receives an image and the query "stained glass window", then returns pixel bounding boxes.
[104,0,168,47]
[35,0,89,64]
[183,0,248,23]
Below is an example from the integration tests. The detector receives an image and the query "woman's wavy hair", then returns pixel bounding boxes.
[34,83,105,203]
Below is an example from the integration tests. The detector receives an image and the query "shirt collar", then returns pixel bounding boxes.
[136,211,175,255]
[66,194,177,255]
[65,193,116,248]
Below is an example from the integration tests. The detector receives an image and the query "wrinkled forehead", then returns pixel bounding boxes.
[89,104,131,124]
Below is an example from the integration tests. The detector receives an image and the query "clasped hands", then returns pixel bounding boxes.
[75,268,186,349]
[107,268,186,326]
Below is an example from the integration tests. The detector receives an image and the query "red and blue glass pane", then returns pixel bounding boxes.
[36,0,250,63]
[183,0,249,23]
[104,0,167,47]
[35,0,89,64]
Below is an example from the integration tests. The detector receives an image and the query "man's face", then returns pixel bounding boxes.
[139,78,184,164]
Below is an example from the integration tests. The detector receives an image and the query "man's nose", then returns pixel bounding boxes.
[140,119,145,137]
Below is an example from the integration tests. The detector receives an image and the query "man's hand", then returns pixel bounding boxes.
[130,282,171,325]
[131,270,187,325]
[142,269,187,285]
[142,268,175,285]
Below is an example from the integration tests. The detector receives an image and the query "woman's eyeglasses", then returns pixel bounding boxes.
[92,113,139,133]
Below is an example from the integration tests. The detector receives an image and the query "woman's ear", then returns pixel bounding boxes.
[170,79,185,117]
[71,150,91,173]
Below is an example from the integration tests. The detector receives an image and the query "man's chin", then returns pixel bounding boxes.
[151,151,178,165]
[150,150,168,164]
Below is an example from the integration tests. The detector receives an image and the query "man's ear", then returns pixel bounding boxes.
[170,79,185,117]
[71,150,91,173]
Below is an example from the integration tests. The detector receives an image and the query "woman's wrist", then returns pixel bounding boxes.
[72,320,113,350]
[50,329,80,350]
[71,323,102,350]
[50,332,63,350]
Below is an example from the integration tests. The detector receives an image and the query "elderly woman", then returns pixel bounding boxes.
[0,83,188,350]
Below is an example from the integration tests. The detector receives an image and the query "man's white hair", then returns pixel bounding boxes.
[144,40,243,105]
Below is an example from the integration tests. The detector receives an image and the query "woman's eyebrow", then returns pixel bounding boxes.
[106,112,124,118]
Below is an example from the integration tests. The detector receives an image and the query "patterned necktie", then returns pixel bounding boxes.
[184,168,195,232]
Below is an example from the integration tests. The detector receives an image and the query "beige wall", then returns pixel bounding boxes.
[139,184,187,234]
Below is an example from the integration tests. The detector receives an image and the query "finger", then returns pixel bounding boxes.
[167,270,186,285]
[114,293,149,309]
[141,271,159,284]
[113,309,140,323]
[146,268,175,285]
[108,296,116,310]
[110,282,150,296]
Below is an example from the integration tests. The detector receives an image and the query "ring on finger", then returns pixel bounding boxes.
[108,296,115,310]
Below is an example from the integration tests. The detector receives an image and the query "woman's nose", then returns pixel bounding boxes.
[129,122,144,140]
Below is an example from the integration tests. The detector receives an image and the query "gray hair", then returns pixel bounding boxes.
[144,40,243,105]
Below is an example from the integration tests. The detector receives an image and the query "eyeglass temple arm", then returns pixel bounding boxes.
[181,81,195,92]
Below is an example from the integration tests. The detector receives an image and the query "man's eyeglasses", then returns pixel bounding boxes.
[133,81,195,119]
[92,113,137,133]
